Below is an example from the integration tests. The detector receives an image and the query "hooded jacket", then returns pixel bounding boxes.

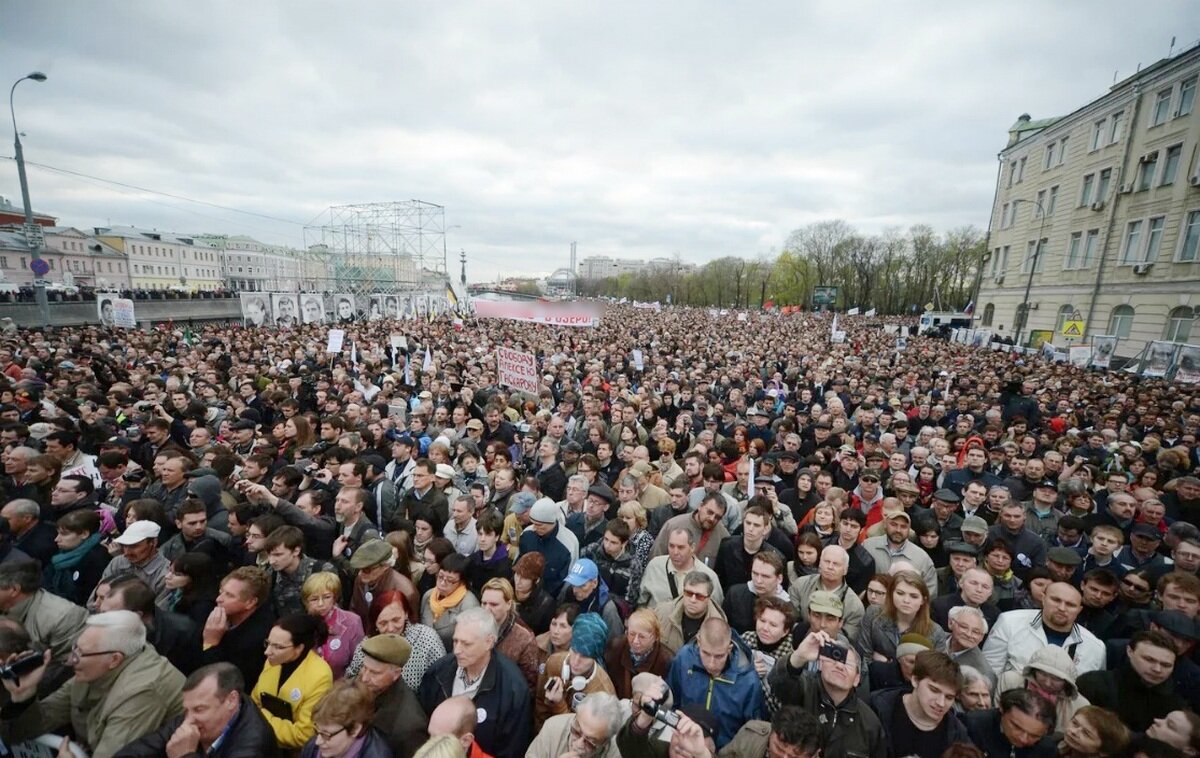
[519,523,572,597]
[666,633,765,748]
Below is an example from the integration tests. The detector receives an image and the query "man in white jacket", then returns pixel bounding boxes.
[981,582,1105,678]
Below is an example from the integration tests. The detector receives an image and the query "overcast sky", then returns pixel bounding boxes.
[1,3,1193,282]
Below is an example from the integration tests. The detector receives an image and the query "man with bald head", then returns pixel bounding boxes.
[428,696,489,758]
[789,544,866,640]
[931,567,1000,629]
[982,581,1106,678]
[665,617,764,748]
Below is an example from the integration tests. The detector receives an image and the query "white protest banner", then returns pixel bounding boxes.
[97,294,136,328]
[1091,335,1117,369]
[737,312,748,322]
[472,299,602,327]
[326,329,345,353]
[1069,345,1092,367]
[496,346,539,394]
[865,308,876,317]
[632,349,644,371]
[390,334,407,351]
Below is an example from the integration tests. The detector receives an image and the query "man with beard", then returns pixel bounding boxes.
[651,493,730,567]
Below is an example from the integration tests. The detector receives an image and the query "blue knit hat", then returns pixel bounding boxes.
[570,613,609,661]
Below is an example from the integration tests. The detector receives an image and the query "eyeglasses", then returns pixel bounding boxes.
[264,640,296,651]
[68,646,120,663]
[568,716,603,753]
[683,589,709,601]
[314,726,346,742]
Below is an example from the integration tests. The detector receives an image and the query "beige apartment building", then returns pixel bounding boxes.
[94,226,225,292]
[977,44,1200,358]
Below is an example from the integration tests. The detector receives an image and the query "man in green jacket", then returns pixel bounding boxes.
[0,610,184,758]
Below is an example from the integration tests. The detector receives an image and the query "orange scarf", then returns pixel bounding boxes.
[428,583,468,620]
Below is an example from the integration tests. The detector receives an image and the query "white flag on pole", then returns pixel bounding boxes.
[865,308,876,317]
[847,307,860,316]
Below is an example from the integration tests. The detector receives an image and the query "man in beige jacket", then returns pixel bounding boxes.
[0,610,184,758]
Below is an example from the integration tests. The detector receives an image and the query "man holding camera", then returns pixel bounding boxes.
[768,631,886,758]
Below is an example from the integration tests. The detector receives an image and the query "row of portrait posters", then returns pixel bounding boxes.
[239,292,452,328]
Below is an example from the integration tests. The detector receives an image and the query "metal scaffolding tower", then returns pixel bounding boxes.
[302,200,448,294]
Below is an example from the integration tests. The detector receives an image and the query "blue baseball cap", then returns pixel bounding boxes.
[564,559,599,587]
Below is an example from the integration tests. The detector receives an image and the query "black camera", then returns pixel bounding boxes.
[819,642,848,664]
[640,699,680,729]
[0,648,44,682]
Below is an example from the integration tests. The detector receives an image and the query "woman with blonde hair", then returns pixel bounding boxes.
[479,577,540,690]
[413,735,466,758]
[856,569,947,661]
[302,571,364,679]
[605,608,673,699]
[616,501,653,592]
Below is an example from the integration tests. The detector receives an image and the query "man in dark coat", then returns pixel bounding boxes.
[199,566,275,689]
[355,634,428,758]
[115,662,278,758]
[1076,629,1186,732]
[418,608,531,758]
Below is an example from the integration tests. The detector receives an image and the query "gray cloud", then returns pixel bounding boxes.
[2,1,1192,280]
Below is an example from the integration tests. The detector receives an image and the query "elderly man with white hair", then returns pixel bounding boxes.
[0,610,184,758]
[942,606,995,687]
[527,691,623,757]
[417,607,532,758]
[789,545,866,640]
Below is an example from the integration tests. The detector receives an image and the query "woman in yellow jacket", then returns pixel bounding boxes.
[251,612,334,751]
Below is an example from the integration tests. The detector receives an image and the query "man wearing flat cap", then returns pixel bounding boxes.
[356,633,428,758]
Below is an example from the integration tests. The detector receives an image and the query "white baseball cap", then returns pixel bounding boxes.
[114,520,161,545]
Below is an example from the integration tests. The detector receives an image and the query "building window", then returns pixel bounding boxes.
[1165,306,1194,342]
[1139,153,1159,191]
[1016,156,1027,183]
[1080,174,1095,207]
[1066,232,1083,269]
[107,262,113,273]
[1144,216,1165,262]
[1161,145,1182,185]
[19,258,25,269]
[1036,189,1047,213]
[1057,137,1068,166]
[1023,239,1045,273]
[1108,112,1124,144]
[1150,88,1172,127]
[1121,220,1144,263]
[1083,229,1099,267]
[982,303,995,327]
[997,245,1010,275]
[1109,305,1134,339]
[1180,77,1197,118]
[0,258,6,269]
[1179,210,1200,262]
[1091,119,1105,151]
[1047,186,1058,215]
[1096,168,1112,202]
[1044,143,1055,170]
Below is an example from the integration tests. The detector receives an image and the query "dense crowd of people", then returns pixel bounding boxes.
[0,305,1194,758]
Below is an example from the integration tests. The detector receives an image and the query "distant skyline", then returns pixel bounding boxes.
[2,3,1193,282]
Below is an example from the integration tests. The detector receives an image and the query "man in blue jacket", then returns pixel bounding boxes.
[665,616,764,749]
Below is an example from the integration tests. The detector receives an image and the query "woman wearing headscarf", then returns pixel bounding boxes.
[534,612,617,731]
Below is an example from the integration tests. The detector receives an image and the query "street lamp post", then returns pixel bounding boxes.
[10,71,49,328]
[1012,197,1048,347]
